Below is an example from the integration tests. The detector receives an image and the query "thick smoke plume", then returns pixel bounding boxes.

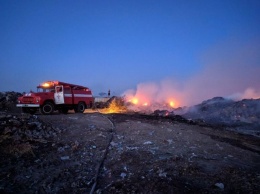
[123,38,260,107]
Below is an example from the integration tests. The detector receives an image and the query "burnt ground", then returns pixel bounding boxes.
[0,110,260,194]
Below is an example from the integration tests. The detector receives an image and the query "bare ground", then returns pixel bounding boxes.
[0,111,260,193]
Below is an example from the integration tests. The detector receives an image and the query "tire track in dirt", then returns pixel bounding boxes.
[90,111,116,194]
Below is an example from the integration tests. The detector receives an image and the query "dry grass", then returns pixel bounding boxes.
[100,98,127,114]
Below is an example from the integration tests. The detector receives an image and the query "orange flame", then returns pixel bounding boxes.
[131,98,139,105]
[100,98,127,114]
[169,101,175,107]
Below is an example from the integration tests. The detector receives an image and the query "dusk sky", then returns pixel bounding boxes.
[1,0,260,105]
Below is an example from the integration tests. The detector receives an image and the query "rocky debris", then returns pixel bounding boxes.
[0,113,71,194]
[134,111,194,126]
[1,93,260,193]
[130,97,260,136]
[0,91,22,112]
[182,97,260,136]
[0,112,259,193]
[214,182,225,190]
[153,109,172,117]
[149,97,260,136]
[0,113,63,142]
[98,113,260,193]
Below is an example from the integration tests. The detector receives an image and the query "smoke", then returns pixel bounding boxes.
[123,38,260,107]
[228,88,260,100]
[124,79,185,106]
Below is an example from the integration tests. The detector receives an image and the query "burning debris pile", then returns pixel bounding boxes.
[0,92,22,112]
[99,96,128,113]
[123,95,260,136]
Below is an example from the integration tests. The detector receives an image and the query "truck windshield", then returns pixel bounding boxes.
[37,88,55,93]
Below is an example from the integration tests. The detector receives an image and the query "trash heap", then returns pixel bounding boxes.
[0,91,22,112]
[182,97,260,124]
[182,97,260,136]
[0,113,63,157]
[0,112,67,193]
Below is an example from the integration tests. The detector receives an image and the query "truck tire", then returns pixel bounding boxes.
[40,102,54,115]
[75,102,85,113]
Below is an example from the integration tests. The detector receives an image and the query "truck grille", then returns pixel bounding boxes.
[22,97,34,103]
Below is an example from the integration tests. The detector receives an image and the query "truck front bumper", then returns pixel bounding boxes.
[16,104,40,108]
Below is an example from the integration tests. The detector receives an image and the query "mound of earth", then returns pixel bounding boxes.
[181,97,260,136]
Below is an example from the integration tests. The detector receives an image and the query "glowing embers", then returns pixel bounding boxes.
[128,97,150,107]
[169,100,177,108]
[143,102,148,106]
[128,96,178,109]
[131,98,139,105]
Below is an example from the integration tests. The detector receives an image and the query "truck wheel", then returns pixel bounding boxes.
[40,102,54,115]
[75,102,85,113]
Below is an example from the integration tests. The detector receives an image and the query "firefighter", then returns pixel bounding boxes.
[108,89,110,97]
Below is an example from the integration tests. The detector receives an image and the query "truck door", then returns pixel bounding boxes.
[64,86,73,104]
[54,86,65,104]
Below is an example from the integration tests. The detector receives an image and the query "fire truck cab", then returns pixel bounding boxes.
[17,81,94,115]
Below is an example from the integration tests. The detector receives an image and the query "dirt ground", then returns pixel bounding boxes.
[0,110,260,194]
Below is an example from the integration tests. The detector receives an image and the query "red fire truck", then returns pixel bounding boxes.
[16,81,94,115]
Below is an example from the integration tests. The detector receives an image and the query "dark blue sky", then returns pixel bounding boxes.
[1,0,260,102]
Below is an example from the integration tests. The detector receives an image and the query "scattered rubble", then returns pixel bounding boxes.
[182,97,260,136]
[1,111,260,193]
[214,182,225,190]
[0,92,260,193]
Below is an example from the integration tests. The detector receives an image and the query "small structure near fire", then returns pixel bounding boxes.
[94,96,111,108]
